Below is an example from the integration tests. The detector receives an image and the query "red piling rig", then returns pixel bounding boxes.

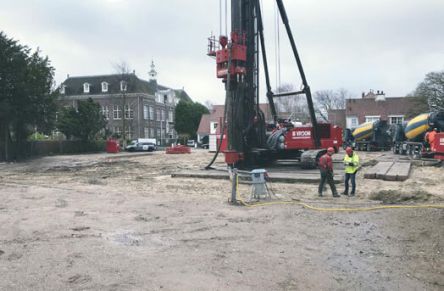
[213,32,247,81]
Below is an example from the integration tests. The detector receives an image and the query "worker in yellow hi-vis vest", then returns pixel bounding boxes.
[342,147,359,196]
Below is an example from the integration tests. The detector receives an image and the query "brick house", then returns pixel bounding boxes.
[197,104,273,149]
[58,63,191,145]
[328,90,417,129]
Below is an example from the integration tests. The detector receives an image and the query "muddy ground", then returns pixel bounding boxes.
[0,150,443,290]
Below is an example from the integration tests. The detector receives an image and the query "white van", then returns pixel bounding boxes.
[126,138,157,152]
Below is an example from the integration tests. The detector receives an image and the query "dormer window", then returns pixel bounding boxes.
[120,81,127,92]
[101,82,108,93]
[83,83,90,93]
[59,85,66,94]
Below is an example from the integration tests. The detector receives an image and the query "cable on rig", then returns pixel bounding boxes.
[205,42,233,170]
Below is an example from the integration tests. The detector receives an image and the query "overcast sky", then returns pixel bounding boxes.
[1,0,443,104]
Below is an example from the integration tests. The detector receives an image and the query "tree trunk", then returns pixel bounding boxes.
[4,125,10,162]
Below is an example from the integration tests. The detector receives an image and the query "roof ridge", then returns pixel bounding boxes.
[66,73,138,80]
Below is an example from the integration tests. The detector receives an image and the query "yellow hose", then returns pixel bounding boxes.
[232,172,444,212]
[237,199,444,211]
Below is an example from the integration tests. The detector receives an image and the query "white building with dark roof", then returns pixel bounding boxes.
[58,63,192,145]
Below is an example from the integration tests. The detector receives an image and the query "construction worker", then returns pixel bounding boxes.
[425,130,431,150]
[428,128,438,151]
[318,147,340,197]
[342,146,359,196]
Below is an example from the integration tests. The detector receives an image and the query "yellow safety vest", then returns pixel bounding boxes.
[343,153,359,174]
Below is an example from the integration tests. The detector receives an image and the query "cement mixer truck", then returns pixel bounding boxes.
[344,120,392,151]
[392,111,444,159]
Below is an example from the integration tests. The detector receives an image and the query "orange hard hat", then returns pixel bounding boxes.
[327,147,335,154]
[346,147,353,155]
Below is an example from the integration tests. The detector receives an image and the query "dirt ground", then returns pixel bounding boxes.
[0,149,443,290]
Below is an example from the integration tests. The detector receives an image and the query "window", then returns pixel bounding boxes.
[161,129,166,139]
[120,81,127,92]
[389,115,404,124]
[101,105,109,120]
[126,127,133,139]
[346,116,358,129]
[59,85,66,94]
[149,106,154,120]
[164,95,168,103]
[157,109,161,121]
[161,110,165,121]
[210,122,218,134]
[144,127,149,138]
[168,111,173,122]
[83,83,90,93]
[365,116,380,123]
[113,105,122,120]
[114,127,122,136]
[143,105,149,120]
[101,82,108,93]
[150,128,155,138]
[124,105,134,119]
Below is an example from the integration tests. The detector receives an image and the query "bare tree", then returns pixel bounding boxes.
[204,100,214,112]
[314,88,349,121]
[412,70,444,114]
[113,62,137,146]
[273,83,310,122]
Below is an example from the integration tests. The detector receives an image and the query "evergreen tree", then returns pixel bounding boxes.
[0,31,56,161]
[57,98,106,143]
[174,100,209,139]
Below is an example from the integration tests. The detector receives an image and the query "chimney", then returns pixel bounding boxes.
[362,92,365,98]
[133,70,136,74]
[67,74,70,79]
[377,90,380,95]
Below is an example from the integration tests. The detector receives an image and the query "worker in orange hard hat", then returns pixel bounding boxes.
[318,147,340,197]
[342,146,359,196]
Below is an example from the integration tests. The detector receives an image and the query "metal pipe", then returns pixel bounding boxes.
[273,90,305,97]
[255,0,277,122]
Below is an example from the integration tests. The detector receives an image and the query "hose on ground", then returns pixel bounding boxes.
[230,169,444,212]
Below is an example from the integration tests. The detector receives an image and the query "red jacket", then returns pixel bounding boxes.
[319,153,333,172]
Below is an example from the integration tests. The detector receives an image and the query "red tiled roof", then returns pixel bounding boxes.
[197,114,210,135]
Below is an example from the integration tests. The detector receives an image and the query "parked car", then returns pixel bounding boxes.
[186,140,196,147]
[126,139,157,152]
[200,143,209,149]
